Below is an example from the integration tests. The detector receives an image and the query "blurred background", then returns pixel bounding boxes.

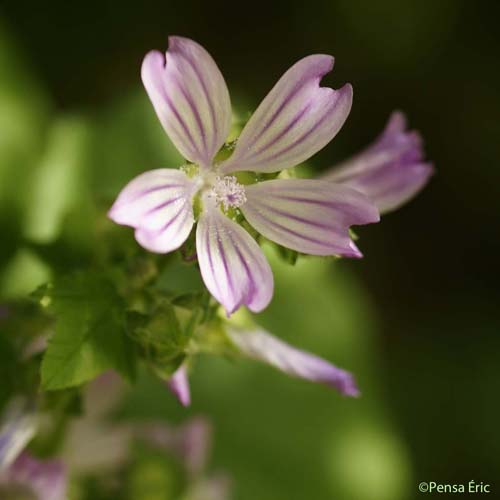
[1,0,499,498]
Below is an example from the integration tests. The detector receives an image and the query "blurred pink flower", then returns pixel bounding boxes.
[323,111,433,214]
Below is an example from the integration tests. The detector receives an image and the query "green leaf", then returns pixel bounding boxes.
[39,272,136,390]
[131,301,187,378]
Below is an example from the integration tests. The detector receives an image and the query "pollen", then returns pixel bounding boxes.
[211,175,247,211]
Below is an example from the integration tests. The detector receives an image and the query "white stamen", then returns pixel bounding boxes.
[211,176,247,211]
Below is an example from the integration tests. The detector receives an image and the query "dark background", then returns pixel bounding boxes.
[2,0,499,496]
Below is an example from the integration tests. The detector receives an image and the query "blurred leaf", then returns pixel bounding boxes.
[128,446,186,500]
[121,249,412,500]
[0,21,51,223]
[30,386,84,458]
[39,272,136,390]
[156,253,204,295]
[0,330,20,410]
[171,292,205,310]
[326,421,411,500]
[91,91,183,202]
[0,248,51,299]
[39,387,83,416]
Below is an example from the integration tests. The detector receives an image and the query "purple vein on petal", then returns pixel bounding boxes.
[214,220,235,305]
[259,204,341,231]
[270,194,369,218]
[256,215,337,248]
[257,98,335,164]
[204,221,222,300]
[226,229,256,307]
[143,196,183,216]
[244,83,313,153]
[242,59,334,152]
[169,73,207,152]
[152,204,186,235]
[250,103,313,159]
[160,69,198,157]
[178,47,218,154]
[112,184,183,209]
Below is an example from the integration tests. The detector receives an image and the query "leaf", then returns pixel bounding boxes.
[39,272,136,390]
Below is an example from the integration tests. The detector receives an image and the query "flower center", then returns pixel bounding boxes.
[211,175,247,211]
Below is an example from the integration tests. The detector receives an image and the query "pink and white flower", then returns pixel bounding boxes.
[228,327,360,396]
[0,453,66,500]
[165,327,360,403]
[166,364,191,407]
[109,36,379,315]
[324,111,433,214]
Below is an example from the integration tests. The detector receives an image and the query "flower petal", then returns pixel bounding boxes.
[241,179,379,257]
[0,399,37,470]
[0,453,66,500]
[196,202,273,315]
[166,364,191,407]
[135,417,212,476]
[220,55,352,174]
[323,111,434,213]
[142,37,232,166]
[228,327,359,396]
[108,168,196,253]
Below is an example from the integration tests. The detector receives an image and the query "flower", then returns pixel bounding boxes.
[0,398,37,470]
[227,327,359,396]
[323,111,434,214]
[136,417,212,476]
[0,452,66,500]
[166,364,191,407]
[0,400,65,500]
[109,36,380,315]
[164,324,359,399]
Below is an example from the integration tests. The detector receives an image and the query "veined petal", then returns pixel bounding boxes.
[166,364,191,407]
[142,37,232,166]
[324,111,434,213]
[241,179,379,257]
[108,168,196,253]
[196,202,273,315]
[228,327,359,396]
[0,453,66,500]
[220,55,352,174]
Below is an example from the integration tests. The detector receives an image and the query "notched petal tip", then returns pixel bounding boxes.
[301,53,335,77]
[345,240,364,259]
[220,54,353,174]
[141,36,232,166]
[324,110,433,214]
[338,82,354,103]
[166,35,202,53]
